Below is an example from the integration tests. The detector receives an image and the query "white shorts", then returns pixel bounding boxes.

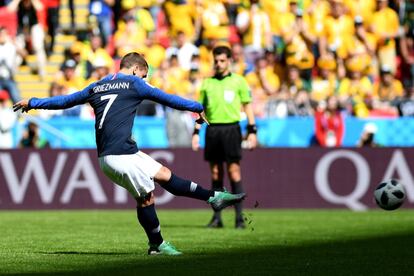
[98,151,163,199]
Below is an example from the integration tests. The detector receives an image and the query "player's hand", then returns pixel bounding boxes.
[247,133,257,150]
[196,111,209,125]
[191,134,200,151]
[13,99,30,113]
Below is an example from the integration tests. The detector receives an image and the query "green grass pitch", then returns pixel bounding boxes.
[1,209,414,275]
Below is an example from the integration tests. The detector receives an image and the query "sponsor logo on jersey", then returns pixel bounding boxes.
[93,82,130,93]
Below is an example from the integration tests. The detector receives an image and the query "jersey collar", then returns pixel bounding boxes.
[213,72,232,80]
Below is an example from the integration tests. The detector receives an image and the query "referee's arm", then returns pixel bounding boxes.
[243,102,258,150]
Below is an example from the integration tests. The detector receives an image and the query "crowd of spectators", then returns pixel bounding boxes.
[0,0,414,147]
[49,0,414,120]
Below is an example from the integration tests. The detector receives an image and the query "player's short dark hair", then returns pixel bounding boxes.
[212,46,232,58]
[120,52,148,70]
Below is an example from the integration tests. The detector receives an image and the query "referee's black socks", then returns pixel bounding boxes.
[231,180,244,220]
[162,174,215,201]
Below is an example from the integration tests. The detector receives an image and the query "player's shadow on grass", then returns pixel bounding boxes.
[159,224,208,229]
[27,231,414,275]
[39,251,134,256]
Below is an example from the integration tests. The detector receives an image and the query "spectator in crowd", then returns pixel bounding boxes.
[399,18,414,88]
[44,0,59,54]
[393,85,414,117]
[292,89,314,116]
[8,0,47,79]
[86,57,110,84]
[261,0,289,55]
[0,90,17,148]
[374,65,404,102]
[188,53,211,79]
[55,59,87,116]
[68,41,89,79]
[0,26,21,104]
[264,89,297,118]
[319,0,354,61]
[307,0,331,40]
[83,33,114,78]
[236,0,272,64]
[114,13,146,58]
[116,4,155,56]
[89,0,114,47]
[165,31,199,71]
[163,0,195,39]
[19,121,49,148]
[55,59,86,94]
[314,95,344,147]
[199,0,230,42]
[338,57,373,117]
[231,43,249,76]
[311,54,338,103]
[245,56,280,117]
[369,80,399,117]
[369,0,399,73]
[141,33,166,70]
[346,15,376,77]
[188,65,203,101]
[222,0,240,26]
[357,122,379,147]
[152,54,193,146]
[280,62,311,97]
[344,0,376,26]
[281,0,316,81]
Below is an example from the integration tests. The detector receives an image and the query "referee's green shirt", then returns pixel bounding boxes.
[199,73,252,124]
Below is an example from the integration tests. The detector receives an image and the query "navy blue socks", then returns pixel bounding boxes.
[137,204,163,246]
[161,174,214,201]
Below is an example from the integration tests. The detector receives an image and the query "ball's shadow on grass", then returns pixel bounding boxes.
[29,232,414,276]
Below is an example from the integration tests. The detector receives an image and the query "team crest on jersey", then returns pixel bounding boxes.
[224,90,235,103]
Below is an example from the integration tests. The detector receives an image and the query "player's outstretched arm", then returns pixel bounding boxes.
[13,89,91,113]
[135,78,204,113]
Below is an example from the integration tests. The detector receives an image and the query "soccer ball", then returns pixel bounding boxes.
[374,179,406,210]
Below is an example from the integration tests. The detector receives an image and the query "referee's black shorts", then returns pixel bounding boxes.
[204,122,242,163]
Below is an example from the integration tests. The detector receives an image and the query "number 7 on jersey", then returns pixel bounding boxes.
[99,94,118,129]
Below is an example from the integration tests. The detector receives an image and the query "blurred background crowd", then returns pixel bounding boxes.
[0,0,413,148]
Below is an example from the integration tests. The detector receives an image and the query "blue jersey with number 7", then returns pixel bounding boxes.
[28,73,204,157]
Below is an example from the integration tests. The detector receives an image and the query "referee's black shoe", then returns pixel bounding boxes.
[235,219,246,229]
[206,217,223,228]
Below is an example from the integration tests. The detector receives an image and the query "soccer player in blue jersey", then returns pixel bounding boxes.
[13,52,245,256]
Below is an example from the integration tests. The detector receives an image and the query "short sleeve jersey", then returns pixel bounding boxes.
[199,73,251,124]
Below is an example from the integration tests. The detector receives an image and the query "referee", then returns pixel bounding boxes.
[192,45,257,229]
